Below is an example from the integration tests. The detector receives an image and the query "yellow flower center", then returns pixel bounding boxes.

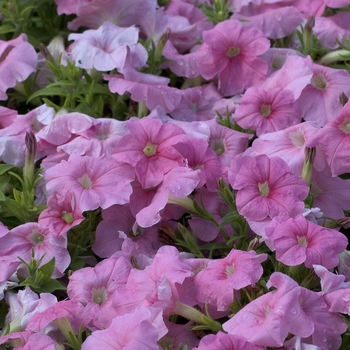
[143,142,157,157]
[226,46,240,58]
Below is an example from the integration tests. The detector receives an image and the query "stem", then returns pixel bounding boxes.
[317,50,350,66]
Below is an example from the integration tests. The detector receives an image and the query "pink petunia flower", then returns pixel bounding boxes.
[265,215,348,268]
[45,154,134,212]
[309,164,350,218]
[296,57,350,126]
[234,86,302,136]
[223,272,304,347]
[113,117,186,189]
[67,257,132,329]
[38,192,85,237]
[67,0,158,37]
[232,3,303,39]
[250,121,324,176]
[68,22,147,71]
[81,306,166,350]
[0,222,70,278]
[196,19,269,96]
[105,68,182,113]
[194,332,262,350]
[194,249,267,311]
[314,12,350,49]
[228,154,309,221]
[306,100,350,176]
[0,34,37,100]
[113,246,194,316]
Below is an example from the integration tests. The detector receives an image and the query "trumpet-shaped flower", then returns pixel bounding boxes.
[306,100,350,176]
[235,86,301,136]
[265,215,348,268]
[194,250,267,311]
[67,257,132,329]
[81,307,166,350]
[113,117,186,189]
[68,22,147,71]
[45,154,134,212]
[0,223,70,278]
[197,19,269,96]
[229,154,309,221]
[0,34,37,100]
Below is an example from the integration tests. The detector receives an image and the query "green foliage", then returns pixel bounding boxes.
[18,252,66,293]
[199,0,233,25]
[0,0,71,47]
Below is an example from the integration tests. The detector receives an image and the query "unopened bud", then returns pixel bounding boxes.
[24,132,37,183]
[39,43,55,63]
[155,28,171,61]
[301,147,316,184]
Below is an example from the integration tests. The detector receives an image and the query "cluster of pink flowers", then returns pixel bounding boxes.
[1,0,350,349]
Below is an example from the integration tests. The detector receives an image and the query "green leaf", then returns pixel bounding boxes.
[0,24,15,35]
[38,257,56,280]
[27,87,68,103]
[0,164,15,176]
[35,279,66,293]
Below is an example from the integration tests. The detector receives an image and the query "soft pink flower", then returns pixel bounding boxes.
[297,57,350,126]
[92,204,162,258]
[57,117,128,157]
[4,287,57,333]
[45,154,134,212]
[262,55,313,100]
[113,246,194,315]
[206,118,252,168]
[0,34,37,100]
[234,86,301,136]
[66,0,157,36]
[113,117,186,189]
[265,216,348,268]
[250,121,324,176]
[232,3,303,39]
[131,167,199,228]
[169,83,235,122]
[105,68,182,113]
[0,222,70,277]
[81,307,166,350]
[306,100,350,176]
[173,137,222,191]
[67,257,132,329]
[195,332,262,350]
[309,164,350,218]
[194,250,267,311]
[38,192,85,237]
[68,22,147,71]
[229,155,309,221]
[197,19,269,96]
[26,299,85,334]
[314,12,350,49]
[223,273,304,347]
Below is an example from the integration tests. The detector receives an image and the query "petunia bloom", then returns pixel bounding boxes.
[194,249,267,311]
[196,19,269,96]
[45,154,134,212]
[265,215,348,269]
[228,154,309,221]
[68,22,147,71]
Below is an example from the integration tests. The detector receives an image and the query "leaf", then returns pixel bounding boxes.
[27,87,68,103]
[36,279,66,293]
[0,164,15,176]
[38,257,56,280]
[0,24,15,35]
